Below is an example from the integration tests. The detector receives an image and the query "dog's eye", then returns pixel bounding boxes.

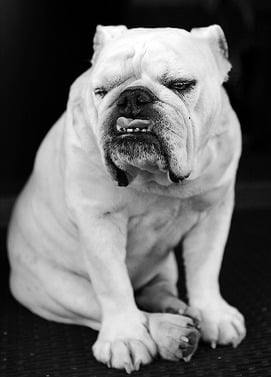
[168,80,196,94]
[94,87,108,98]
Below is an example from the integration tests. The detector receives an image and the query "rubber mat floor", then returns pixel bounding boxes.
[1,209,271,377]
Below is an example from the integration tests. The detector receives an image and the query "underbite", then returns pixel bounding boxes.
[115,117,153,134]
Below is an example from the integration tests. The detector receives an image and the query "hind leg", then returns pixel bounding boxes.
[136,252,200,361]
[136,251,187,315]
[10,257,102,329]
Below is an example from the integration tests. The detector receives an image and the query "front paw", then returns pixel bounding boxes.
[93,312,157,373]
[191,297,246,348]
[148,312,200,362]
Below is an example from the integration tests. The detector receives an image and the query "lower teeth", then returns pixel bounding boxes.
[117,127,149,133]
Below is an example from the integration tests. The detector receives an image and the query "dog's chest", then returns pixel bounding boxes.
[128,202,179,242]
[125,195,197,282]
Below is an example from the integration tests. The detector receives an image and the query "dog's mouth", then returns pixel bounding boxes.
[115,117,153,135]
[103,115,169,185]
[104,113,191,187]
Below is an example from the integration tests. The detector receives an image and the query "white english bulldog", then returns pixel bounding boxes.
[8,24,246,372]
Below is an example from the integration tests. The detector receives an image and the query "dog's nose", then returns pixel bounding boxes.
[117,86,155,117]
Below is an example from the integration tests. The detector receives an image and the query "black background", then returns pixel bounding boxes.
[1,0,271,193]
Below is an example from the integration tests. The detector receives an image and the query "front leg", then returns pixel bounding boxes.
[76,211,157,372]
[183,185,246,348]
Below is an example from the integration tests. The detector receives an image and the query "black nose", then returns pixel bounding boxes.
[117,86,155,117]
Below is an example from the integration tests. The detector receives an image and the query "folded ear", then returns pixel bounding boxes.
[92,24,128,64]
[191,24,231,83]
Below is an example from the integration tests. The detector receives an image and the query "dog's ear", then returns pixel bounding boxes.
[92,25,128,64]
[191,24,231,83]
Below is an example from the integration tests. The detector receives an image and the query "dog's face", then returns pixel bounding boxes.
[88,25,231,186]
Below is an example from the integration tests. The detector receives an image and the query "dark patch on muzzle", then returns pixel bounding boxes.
[105,153,129,187]
[168,169,191,184]
[115,168,129,187]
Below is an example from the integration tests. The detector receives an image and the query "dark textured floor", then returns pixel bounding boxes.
[1,209,271,377]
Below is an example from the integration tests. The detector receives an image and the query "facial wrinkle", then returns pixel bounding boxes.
[132,44,147,80]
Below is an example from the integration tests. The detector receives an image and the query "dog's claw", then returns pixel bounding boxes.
[178,308,185,315]
[211,341,217,349]
[134,361,140,371]
[124,363,132,374]
[183,354,193,363]
[181,329,200,360]
[232,338,240,348]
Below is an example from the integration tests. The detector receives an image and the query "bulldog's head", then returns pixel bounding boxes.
[88,25,231,186]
